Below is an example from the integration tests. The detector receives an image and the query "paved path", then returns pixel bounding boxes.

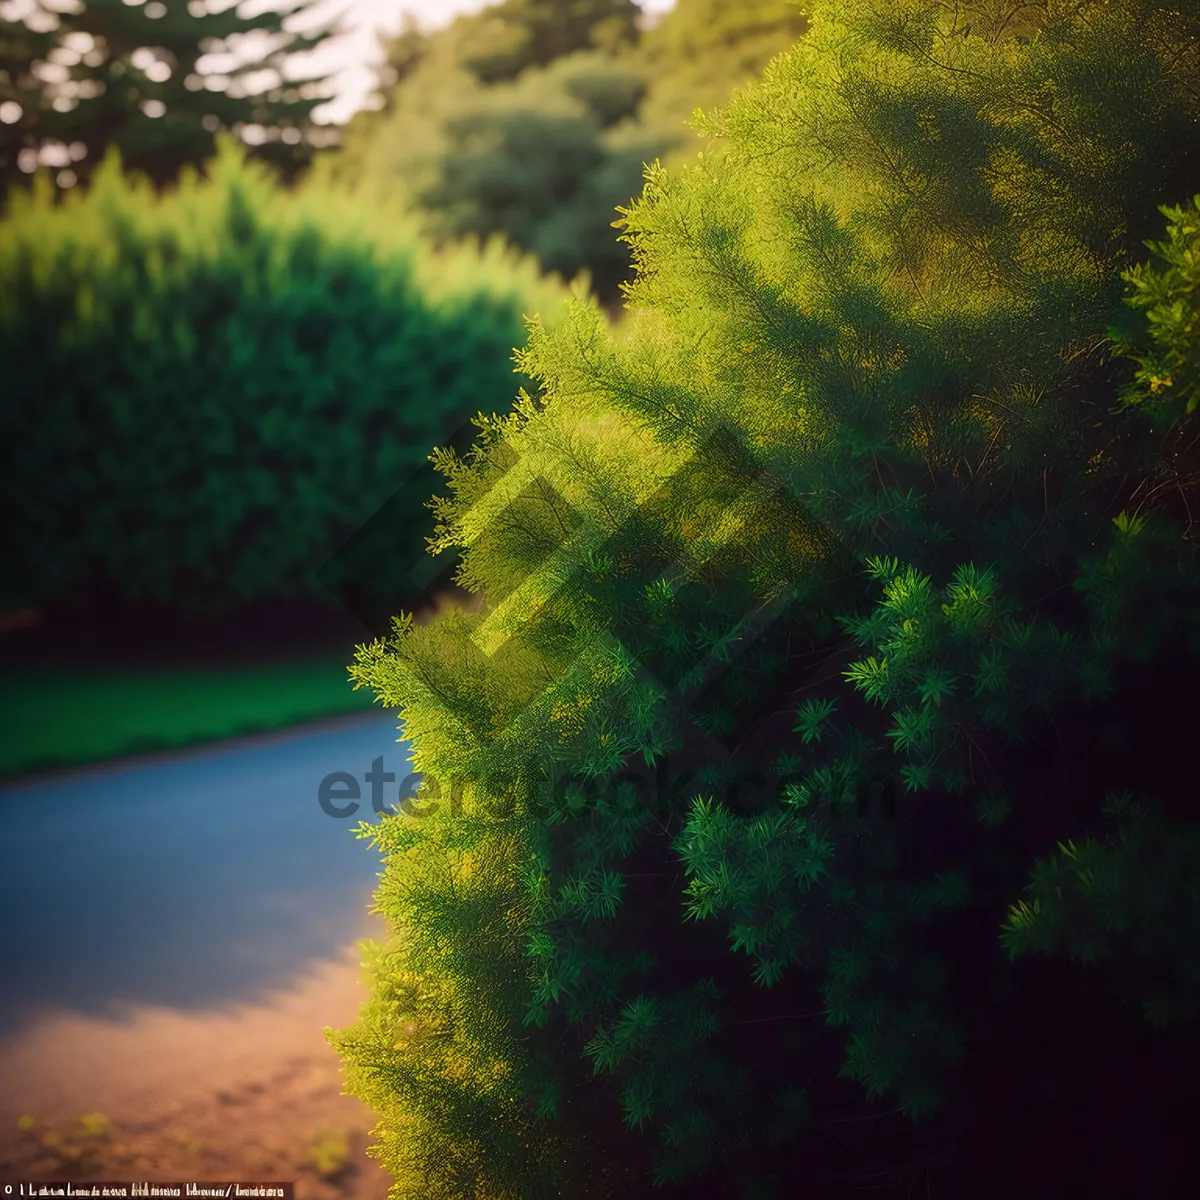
[0,711,412,1033]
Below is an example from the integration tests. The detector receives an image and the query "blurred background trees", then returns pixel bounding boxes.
[2,0,816,304]
[448,0,641,84]
[328,0,810,308]
[636,0,809,136]
[0,0,339,203]
[0,140,568,639]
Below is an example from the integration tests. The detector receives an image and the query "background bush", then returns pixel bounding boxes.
[0,140,570,629]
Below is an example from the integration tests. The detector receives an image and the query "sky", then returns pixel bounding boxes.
[295,0,677,124]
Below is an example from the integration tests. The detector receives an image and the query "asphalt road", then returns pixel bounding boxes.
[0,712,411,1034]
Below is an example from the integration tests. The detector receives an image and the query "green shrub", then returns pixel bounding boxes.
[0,140,570,622]
[327,783,570,1199]
[1108,193,1200,427]
[334,0,1200,1191]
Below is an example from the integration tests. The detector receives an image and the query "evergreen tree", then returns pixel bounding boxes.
[332,0,1200,1192]
[330,0,811,309]
[328,47,670,305]
[364,12,429,122]
[0,0,337,201]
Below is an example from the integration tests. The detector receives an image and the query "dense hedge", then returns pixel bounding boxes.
[0,141,570,626]
[333,0,1200,1195]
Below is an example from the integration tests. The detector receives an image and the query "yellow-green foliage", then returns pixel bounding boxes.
[305,1130,351,1178]
[328,0,813,305]
[327,780,569,1199]
[3,137,569,347]
[1109,193,1200,425]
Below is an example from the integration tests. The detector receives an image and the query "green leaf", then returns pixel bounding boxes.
[583,1028,621,1074]
[794,696,838,743]
[886,705,935,754]
[844,655,891,704]
[730,923,760,955]
[900,761,934,793]
[917,667,957,708]
[752,955,788,988]
[526,931,555,958]
[975,792,1012,828]
[620,1079,657,1130]
[864,554,902,582]
[535,1081,560,1120]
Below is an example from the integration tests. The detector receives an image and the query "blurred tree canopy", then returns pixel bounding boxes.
[329,0,812,307]
[452,0,641,85]
[327,46,672,304]
[0,0,338,203]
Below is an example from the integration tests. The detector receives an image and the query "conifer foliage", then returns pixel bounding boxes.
[332,1,1200,1192]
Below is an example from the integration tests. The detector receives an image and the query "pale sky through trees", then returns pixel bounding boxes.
[1,0,676,126]
[296,0,677,123]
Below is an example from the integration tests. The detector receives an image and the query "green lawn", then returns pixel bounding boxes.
[0,656,379,781]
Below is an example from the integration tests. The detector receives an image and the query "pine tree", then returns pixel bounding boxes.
[0,0,337,201]
[332,0,1200,1190]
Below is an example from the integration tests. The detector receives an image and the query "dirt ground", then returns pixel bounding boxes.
[0,919,393,1199]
